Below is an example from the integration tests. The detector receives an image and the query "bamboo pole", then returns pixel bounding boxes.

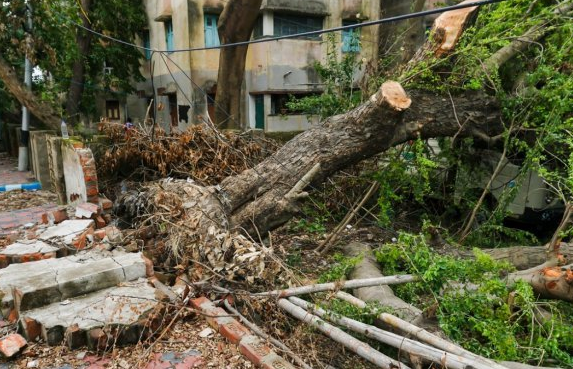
[277,298,410,369]
[253,275,418,298]
[336,292,508,369]
[289,297,499,369]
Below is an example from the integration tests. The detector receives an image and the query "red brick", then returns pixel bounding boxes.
[95,216,106,229]
[41,213,49,224]
[142,255,154,277]
[99,198,113,210]
[94,229,106,241]
[219,321,251,345]
[239,336,272,365]
[87,328,108,351]
[7,308,18,323]
[189,297,212,310]
[0,333,27,358]
[20,318,41,341]
[52,208,69,224]
[72,228,94,250]
[66,324,87,349]
[0,255,8,269]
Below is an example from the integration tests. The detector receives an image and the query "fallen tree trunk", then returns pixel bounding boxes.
[461,243,573,270]
[507,263,573,302]
[220,82,502,236]
[0,54,60,131]
[343,242,424,324]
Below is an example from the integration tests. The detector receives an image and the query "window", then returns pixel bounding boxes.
[342,21,361,53]
[142,30,151,59]
[252,16,263,39]
[271,94,318,115]
[106,100,120,121]
[165,20,174,52]
[204,14,220,47]
[273,14,323,40]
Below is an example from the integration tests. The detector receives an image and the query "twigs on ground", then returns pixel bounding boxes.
[315,181,380,255]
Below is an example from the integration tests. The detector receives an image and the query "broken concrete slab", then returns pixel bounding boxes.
[0,252,149,318]
[0,333,27,358]
[75,202,99,219]
[20,279,162,348]
[0,241,59,267]
[39,219,94,242]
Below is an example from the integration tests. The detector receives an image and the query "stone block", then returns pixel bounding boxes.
[29,131,56,190]
[0,334,27,358]
[0,241,59,267]
[21,280,161,348]
[0,252,148,316]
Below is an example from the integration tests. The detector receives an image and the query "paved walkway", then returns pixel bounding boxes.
[0,153,35,186]
[0,153,53,231]
[0,205,57,230]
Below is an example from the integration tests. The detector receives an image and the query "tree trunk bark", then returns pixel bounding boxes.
[343,242,424,323]
[65,0,92,125]
[508,263,573,302]
[221,82,502,235]
[0,54,60,131]
[214,0,263,129]
[461,243,573,270]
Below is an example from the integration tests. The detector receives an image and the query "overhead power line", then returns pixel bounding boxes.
[73,0,507,54]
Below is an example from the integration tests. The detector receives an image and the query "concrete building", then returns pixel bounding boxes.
[122,0,380,133]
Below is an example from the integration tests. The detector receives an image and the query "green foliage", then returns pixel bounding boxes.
[375,230,573,366]
[318,298,389,326]
[374,139,439,226]
[0,0,146,120]
[286,33,363,119]
[317,253,362,283]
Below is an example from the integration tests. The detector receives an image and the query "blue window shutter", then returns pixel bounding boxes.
[342,25,360,53]
[143,30,151,59]
[204,14,220,47]
[165,20,174,52]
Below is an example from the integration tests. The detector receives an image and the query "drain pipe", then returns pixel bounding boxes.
[18,2,33,172]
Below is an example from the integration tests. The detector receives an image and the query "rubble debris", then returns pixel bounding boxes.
[190,297,295,369]
[0,251,150,317]
[0,241,58,268]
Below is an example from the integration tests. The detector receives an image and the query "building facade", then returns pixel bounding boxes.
[119,0,382,133]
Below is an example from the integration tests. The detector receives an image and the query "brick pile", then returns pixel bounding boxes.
[190,297,295,369]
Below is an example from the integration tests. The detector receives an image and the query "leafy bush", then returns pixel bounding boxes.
[375,231,573,366]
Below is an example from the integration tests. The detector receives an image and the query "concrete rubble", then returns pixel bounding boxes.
[0,196,166,355]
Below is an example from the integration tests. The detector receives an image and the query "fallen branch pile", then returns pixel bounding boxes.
[97,122,276,185]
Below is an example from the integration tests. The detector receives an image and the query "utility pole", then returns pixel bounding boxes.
[18,1,33,172]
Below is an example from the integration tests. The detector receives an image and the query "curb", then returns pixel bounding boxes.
[190,297,296,369]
